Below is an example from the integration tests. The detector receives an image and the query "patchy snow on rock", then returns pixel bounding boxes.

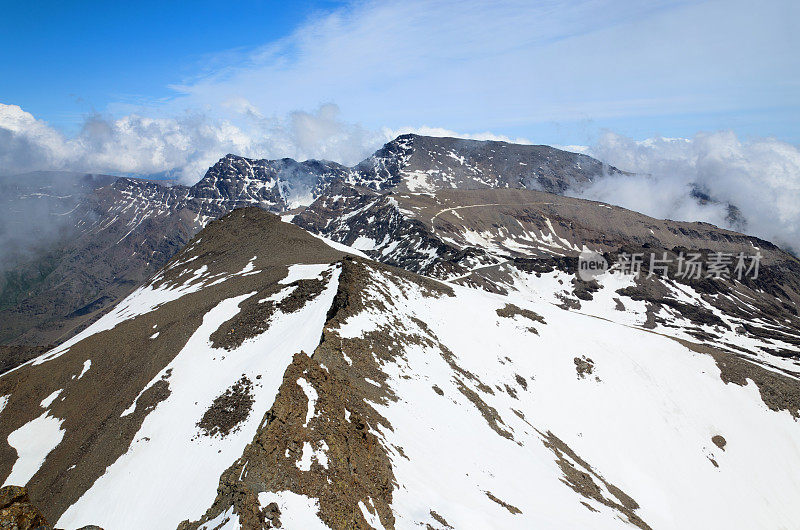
[3,412,65,487]
[296,441,314,471]
[77,359,91,379]
[359,498,387,530]
[306,231,371,258]
[237,255,258,275]
[198,506,238,530]
[297,377,318,427]
[351,236,378,251]
[296,440,329,472]
[23,265,215,369]
[279,263,334,285]
[57,267,341,530]
[404,170,436,193]
[334,265,800,529]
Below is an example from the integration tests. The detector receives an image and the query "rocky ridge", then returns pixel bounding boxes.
[1,209,799,529]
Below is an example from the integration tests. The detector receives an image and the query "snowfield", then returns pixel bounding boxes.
[329,264,800,529]
[2,413,65,489]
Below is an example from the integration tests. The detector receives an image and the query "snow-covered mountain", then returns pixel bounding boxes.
[2,135,798,384]
[294,185,800,366]
[1,208,799,529]
[0,135,623,353]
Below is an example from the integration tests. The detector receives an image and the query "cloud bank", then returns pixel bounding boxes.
[0,102,533,182]
[0,103,385,182]
[570,132,800,253]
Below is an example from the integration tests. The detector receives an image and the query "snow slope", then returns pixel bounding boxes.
[323,262,800,529]
[2,208,798,530]
[58,264,340,529]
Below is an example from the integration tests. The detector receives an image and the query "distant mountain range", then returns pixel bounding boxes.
[2,134,798,366]
[0,135,624,350]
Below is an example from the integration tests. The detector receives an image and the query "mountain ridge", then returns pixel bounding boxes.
[0,134,624,350]
[0,134,797,381]
[1,207,799,529]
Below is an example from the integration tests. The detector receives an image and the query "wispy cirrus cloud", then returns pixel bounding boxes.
[157,0,799,138]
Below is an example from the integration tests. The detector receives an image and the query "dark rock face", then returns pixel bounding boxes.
[352,134,626,194]
[191,155,351,212]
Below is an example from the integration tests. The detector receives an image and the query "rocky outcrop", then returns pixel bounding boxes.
[0,486,49,530]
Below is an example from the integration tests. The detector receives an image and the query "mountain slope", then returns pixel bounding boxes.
[350,134,625,193]
[1,208,799,529]
[0,209,346,526]
[2,133,797,390]
[294,186,800,371]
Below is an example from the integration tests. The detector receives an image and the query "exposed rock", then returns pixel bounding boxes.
[574,356,595,379]
[485,491,522,515]
[0,486,49,530]
[540,431,651,530]
[196,376,255,438]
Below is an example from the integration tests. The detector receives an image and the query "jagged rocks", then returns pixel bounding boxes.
[0,486,49,530]
[574,356,595,379]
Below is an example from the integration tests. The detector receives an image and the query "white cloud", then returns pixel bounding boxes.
[0,102,539,183]
[571,131,800,253]
[5,102,800,253]
[0,103,385,182]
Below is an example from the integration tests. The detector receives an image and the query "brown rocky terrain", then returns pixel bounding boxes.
[1,208,799,529]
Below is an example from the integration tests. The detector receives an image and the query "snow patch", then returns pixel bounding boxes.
[78,359,91,379]
[198,507,238,530]
[358,499,387,530]
[3,413,65,487]
[297,377,318,427]
[40,390,62,409]
[257,491,328,529]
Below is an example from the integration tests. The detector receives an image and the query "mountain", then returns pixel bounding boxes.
[0,171,117,270]
[1,134,798,386]
[294,185,800,365]
[1,208,799,529]
[350,134,626,193]
[0,135,621,355]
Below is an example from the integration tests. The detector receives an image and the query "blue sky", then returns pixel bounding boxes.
[0,1,343,131]
[0,0,798,179]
